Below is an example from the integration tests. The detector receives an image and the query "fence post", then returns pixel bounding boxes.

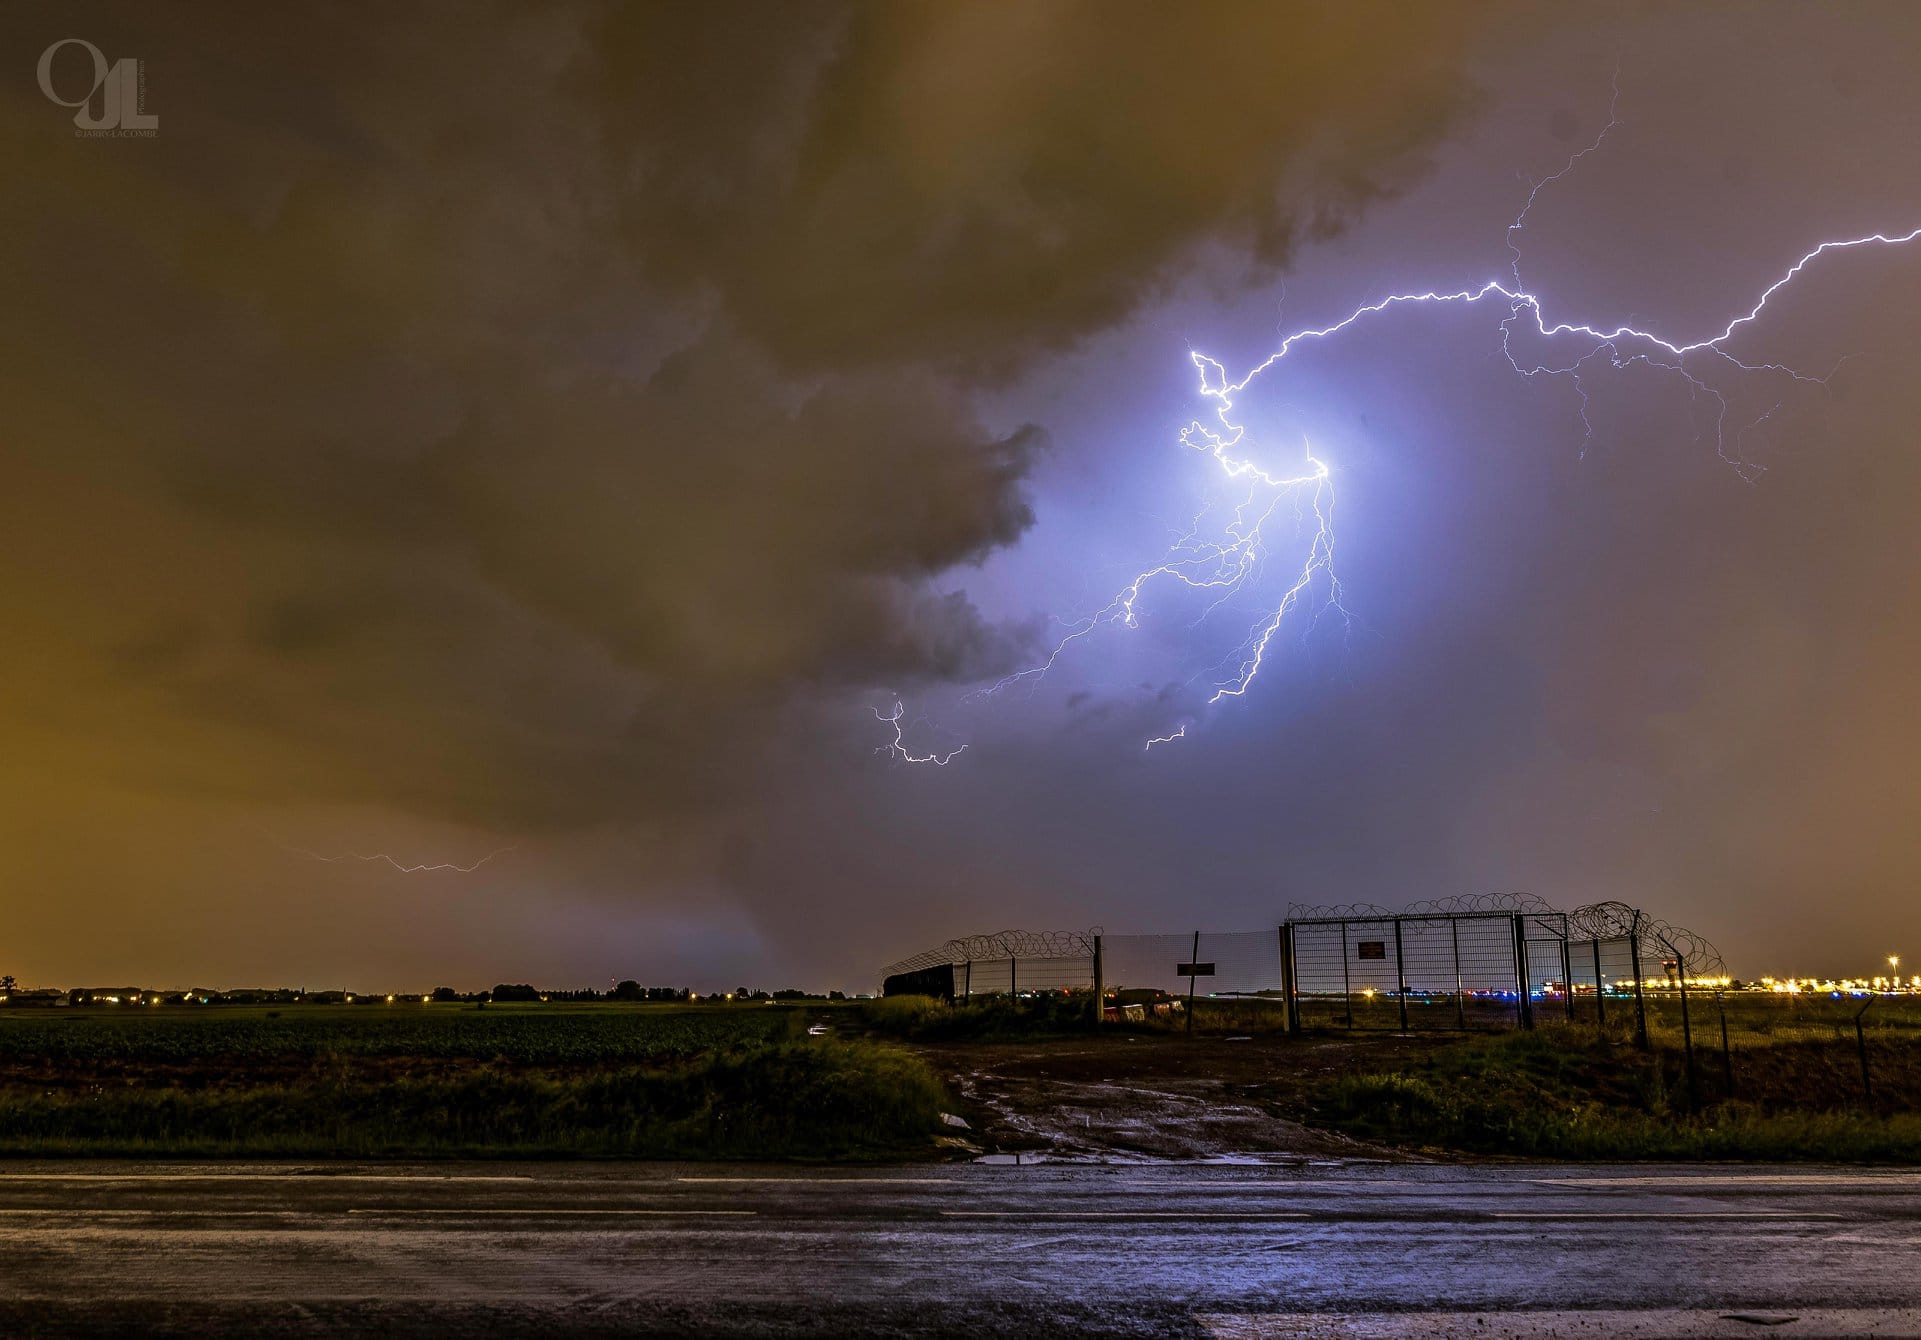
[1393,919,1409,1033]
[1091,934,1104,1027]
[1591,939,1606,1028]
[1629,911,1650,1051]
[1340,920,1353,1029]
[1559,924,1575,1022]
[1451,918,1466,1030]
[1010,956,1017,998]
[1511,914,1534,1030]
[1716,991,1733,1098]
[1185,930,1200,1036]
[1280,924,1302,1035]
[1856,996,1876,1104]
[964,960,972,1001]
[1675,949,1697,1111]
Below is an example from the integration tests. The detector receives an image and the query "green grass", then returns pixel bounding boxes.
[0,1003,796,1064]
[1129,996,1292,1034]
[1310,1022,1921,1161]
[0,1005,950,1159]
[0,1040,946,1160]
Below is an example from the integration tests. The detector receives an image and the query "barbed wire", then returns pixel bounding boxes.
[884,899,1727,981]
[1643,918,1728,977]
[1288,891,1561,922]
[1568,900,1640,941]
[1283,901,1397,921]
[882,928,1096,978]
[1408,891,1561,918]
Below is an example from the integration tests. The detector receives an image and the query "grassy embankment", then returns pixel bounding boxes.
[0,1004,948,1159]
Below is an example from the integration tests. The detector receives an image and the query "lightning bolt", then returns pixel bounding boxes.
[875,700,965,766]
[291,846,517,874]
[888,80,1921,758]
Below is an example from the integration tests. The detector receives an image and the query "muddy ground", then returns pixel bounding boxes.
[917,1032,1434,1161]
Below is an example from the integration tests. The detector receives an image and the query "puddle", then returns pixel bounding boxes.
[973,1151,1348,1167]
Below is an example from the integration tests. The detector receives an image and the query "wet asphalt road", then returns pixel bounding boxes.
[2,1161,1920,1337]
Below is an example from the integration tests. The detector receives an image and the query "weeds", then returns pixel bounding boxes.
[1313,1023,1921,1160]
[859,993,1095,1041]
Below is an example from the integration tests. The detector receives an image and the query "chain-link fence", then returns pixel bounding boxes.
[881,894,1725,1040]
[1101,930,1283,998]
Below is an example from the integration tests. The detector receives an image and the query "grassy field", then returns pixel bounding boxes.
[1305,1015,1921,1161]
[0,1002,795,1063]
[1141,992,1921,1160]
[0,1004,949,1159]
[867,991,1921,1162]
[1287,990,1921,1038]
[11,994,1919,1162]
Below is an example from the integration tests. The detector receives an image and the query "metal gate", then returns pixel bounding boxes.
[1283,909,1572,1031]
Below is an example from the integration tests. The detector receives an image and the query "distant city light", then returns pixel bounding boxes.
[1759,974,1916,995]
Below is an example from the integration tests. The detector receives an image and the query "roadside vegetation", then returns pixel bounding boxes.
[12,993,1920,1162]
[1310,1019,1921,1161]
[0,1004,948,1159]
[867,989,1921,1163]
[858,992,1097,1041]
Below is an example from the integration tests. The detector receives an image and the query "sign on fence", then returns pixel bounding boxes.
[1176,961,1216,977]
[1356,940,1387,960]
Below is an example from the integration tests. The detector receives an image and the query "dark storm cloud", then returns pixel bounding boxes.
[606,2,1479,372]
[0,0,1483,833]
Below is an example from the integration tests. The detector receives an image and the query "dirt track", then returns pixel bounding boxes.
[920,1032,1428,1160]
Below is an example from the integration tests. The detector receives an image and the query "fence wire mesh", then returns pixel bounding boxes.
[1102,930,1281,998]
[880,893,1724,1037]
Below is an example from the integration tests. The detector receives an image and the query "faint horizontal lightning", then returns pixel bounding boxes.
[291,846,517,874]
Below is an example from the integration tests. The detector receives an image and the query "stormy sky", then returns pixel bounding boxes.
[5,2,1921,990]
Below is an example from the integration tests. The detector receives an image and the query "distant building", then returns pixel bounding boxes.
[2,989,63,1008]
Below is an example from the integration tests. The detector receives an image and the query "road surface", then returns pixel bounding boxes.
[2,1159,1920,1336]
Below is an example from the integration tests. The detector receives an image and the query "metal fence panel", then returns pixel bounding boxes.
[882,901,1711,1036]
[1289,913,1529,1030]
[951,955,1091,997]
[1101,930,1280,997]
[1564,935,1641,1025]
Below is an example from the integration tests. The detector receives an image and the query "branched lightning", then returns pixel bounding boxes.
[886,82,1921,760]
[291,846,517,874]
[1155,224,1918,728]
[875,700,966,766]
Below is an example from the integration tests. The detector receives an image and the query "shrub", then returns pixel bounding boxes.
[860,992,1095,1040]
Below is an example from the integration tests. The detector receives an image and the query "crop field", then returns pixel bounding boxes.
[0,1003,949,1160]
[0,1002,797,1064]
